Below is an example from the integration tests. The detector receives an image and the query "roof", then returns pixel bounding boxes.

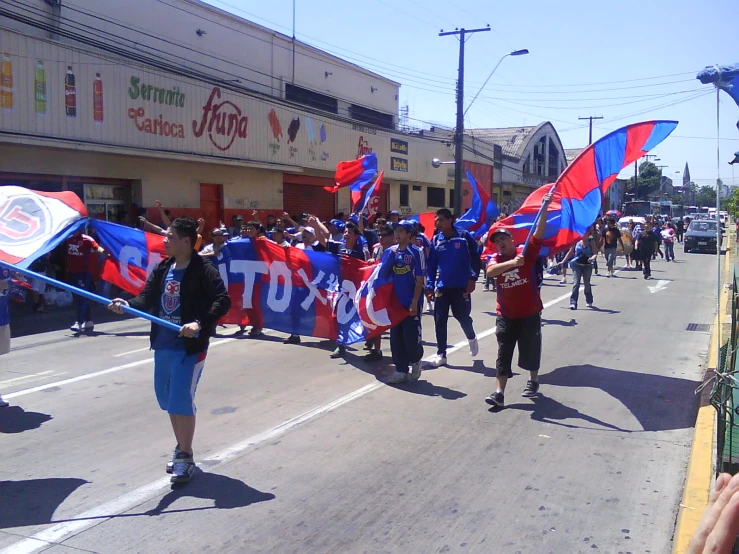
[465,126,537,157]
[564,148,584,163]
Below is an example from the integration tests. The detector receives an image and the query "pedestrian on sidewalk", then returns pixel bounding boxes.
[484,192,554,408]
[601,218,624,277]
[0,268,11,407]
[380,221,426,384]
[425,209,482,368]
[561,227,597,310]
[108,217,231,484]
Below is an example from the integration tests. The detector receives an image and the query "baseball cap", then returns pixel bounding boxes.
[235,215,244,221]
[489,228,512,241]
[397,220,415,233]
[389,210,400,216]
[330,219,346,231]
[303,226,316,236]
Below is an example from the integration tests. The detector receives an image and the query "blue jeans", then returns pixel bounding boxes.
[390,315,423,373]
[604,247,617,270]
[570,263,593,307]
[68,272,93,323]
[664,241,675,261]
[433,287,476,356]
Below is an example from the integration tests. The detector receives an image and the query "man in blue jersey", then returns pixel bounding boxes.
[0,267,11,407]
[411,220,434,313]
[426,209,482,367]
[380,221,426,384]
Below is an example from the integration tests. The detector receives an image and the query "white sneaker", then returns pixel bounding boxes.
[70,322,81,333]
[468,338,479,357]
[427,354,447,368]
[386,371,408,384]
[410,361,422,381]
[83,321,95,332]
[587,302,593,308]
[560,277,567,284]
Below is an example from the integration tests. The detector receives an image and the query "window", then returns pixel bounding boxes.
[426,187,446,208]
[400,183,409,206]
[285,83,338,114]
[412,185,422,191]
[449,188,455,209]
[349,104,394,130]
[548,138,560,179]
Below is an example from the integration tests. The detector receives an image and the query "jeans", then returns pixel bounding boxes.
[68,272,93,323]
[604,247,617,270]
[664,241,675,261]
[434,287,476,356]
[390,315,423,373]
[570,263,593,307]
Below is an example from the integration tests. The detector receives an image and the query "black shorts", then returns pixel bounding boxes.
[495,313,542,377]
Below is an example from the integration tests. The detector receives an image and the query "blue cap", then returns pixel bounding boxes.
[330,219,346,231]
[286,227,296,234]
[348,214,359,224]
[397,220,415,233]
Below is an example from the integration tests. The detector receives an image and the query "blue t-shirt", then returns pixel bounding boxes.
[569,240,595,268]
[381,244,426,309]
[153,266,186,351]
[0,267,10,327]
[327,240,368,261]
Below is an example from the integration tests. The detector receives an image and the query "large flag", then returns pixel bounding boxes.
[697,64,739,129]
[486,120,678,255]
[352,171,383,217]
[0,186,88,268]
[324,153,378,194]
[90,220,167,294]
[455,170,499,239]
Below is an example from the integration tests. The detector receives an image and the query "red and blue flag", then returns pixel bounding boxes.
[324,153,378,194]
[455,170,499,239]
[352,171,383,218]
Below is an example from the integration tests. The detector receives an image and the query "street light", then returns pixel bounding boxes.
[464,49,530,117]
[431,158,455,168]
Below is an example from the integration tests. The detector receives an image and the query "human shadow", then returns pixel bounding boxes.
[398,379,467,400]
[588,307,621,315]
[144,470,274,516]
[0,406,53,434]
[445,359,491,375]
[541,318,577,327]
[538,364,701,432]
[498,395,630,432]
[0,478,89,528]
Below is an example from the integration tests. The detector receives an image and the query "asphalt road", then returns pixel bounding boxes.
[0,250,719,554]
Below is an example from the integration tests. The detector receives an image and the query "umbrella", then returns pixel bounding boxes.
[605,210,621,217]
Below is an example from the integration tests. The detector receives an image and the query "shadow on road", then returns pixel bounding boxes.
[144,469,275,516]
[400,380,467,400]
[501,395,630,432]
[539,364,701,432]
[0,406,53,434]
[541,318,578,327]
[0,478,89,528]
[445,359,491,375]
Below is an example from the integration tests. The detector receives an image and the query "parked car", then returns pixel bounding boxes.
[684,220,723,253]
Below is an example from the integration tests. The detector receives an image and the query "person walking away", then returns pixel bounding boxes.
[108,217,231,483]
[426,209,482,368]
[661,223,676,262]
[0,268,11,407]
[364,224,397,361]
[651,220,664,259]
[485,192,554,407]
[593,217,604,275]
[676,217,685,243]
[561,229,597,310]
[601,218,624,277]
[66,229,105,334]
[380,221,426,384]
[635,225,658,279]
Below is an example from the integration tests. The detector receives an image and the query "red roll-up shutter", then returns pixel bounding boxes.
[283,175,336,222]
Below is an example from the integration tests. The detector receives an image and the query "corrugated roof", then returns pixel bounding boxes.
[465,126,537,157]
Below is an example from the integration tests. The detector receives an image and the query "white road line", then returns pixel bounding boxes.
[113,346,152,357]
[4,339,235,400]
[0,370,55,386]
[1,282,584,554]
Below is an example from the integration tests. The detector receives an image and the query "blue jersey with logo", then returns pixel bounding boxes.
[381,244,426,309]
[153,266,186,351]
[0,267,10,327]
[427,228,481,289]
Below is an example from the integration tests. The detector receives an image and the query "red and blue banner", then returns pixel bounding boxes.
[455,170,499,239]
[352,171,383,217]
[486,120,678,256]
[324,153,378,194]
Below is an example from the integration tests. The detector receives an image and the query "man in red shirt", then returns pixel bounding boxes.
[484,192,553,407]
[66,230,105,334]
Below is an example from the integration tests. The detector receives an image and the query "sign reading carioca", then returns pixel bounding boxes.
[193,87,248,151]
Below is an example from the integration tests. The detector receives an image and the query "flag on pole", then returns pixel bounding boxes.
[324,153,378,193]
[455,170,499,239]
[352,171,384,218]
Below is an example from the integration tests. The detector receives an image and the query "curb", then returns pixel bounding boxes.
[673,234,733,553]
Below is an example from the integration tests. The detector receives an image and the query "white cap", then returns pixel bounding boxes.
[303,226,315,235]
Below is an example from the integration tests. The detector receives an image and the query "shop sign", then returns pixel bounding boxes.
[128,75,185,107]
[357,135,373,158]
[390,138,408,155]
[391,156,409,172]
[192,87,248,151]
[128,107,185,138]
[399,206,412,216]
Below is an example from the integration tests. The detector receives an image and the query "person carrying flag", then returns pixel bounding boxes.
[380,220,426,384]
[108,217,231,484]
[484,192,553,408]
[66,229,105,334]
[426,209,481,367]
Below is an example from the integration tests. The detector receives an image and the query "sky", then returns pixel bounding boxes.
[203,0,739,188]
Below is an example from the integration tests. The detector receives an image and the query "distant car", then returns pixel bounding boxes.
[684,220,723,253]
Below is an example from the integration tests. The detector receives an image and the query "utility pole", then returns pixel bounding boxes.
[440,26,490,216]
[634,161,639,201]
[578,115,603,145]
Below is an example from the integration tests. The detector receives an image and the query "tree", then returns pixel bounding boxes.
[628,161,662,199]
[725,187,739,217]
[696,185,716,207]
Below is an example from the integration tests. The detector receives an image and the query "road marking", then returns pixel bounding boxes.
[648,279,670,294]
[113,346,151,357]
[1,279,585,554]
[0,370,54,386]
[3,339,235,400]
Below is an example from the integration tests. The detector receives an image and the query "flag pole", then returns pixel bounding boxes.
[0,260,185,335]
[521,185,556,257]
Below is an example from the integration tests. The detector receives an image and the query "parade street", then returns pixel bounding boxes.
[1,253,717,554]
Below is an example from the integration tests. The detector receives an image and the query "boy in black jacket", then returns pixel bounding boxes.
[109,217,231,483]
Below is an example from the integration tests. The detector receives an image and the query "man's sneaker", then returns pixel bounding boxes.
[485,391,505,407]
[166,445,181,474]
[70,322,81,333]
[0,396,8,408]
[330,346,346,359]
[427,354,447,368]
[363,341,373,351]
[522,380,540,397]
[170,451,196,484]
[560,277,567,284]
[284,334,301,344]
[468,338,479,357]
[386,371,408,384]
[363,350,382,362]
[409,361,422,381]
[570,303,576,310]
[248,327,263,338]
[83,321,95,333]
[587,302,594,308]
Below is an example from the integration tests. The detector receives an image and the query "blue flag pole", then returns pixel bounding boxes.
[521,201,549,258]
[0,260,184,335]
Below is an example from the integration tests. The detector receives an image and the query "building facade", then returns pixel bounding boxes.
[0,0,453,231]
